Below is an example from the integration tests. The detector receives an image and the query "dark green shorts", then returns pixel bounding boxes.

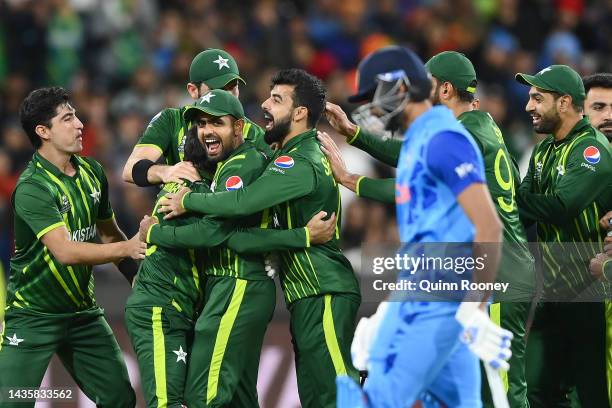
[125,306,194,408]
[0,307,135,408]
[184,276,275,408]
[288,293,360,408]
[525,302,608,407]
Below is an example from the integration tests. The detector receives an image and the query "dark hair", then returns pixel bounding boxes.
[457,88,475,103]
[184,126,208,170]
[19,87,71,149]
[270,69,327,128]
[583,73,612,94]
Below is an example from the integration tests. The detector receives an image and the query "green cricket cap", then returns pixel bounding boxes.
[425,51,477,93]
[183,89,245,122]
[515,65,585,104]
[189,49,246,89]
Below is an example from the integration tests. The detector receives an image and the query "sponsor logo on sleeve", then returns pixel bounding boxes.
[583,146,600,164]
[454,162,476,179]
[274,156,294,169]
[225,176,243,191]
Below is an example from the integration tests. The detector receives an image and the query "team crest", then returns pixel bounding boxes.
[225,176,243,191]
[583,146,600,164]
[274,156,294,169]
[59,195,71,214]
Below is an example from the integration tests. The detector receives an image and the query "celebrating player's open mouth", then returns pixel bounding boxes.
[530,113,541,126]
[263,111,274,131]
[204,136,222,157]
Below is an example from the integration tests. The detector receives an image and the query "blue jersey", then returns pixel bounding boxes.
[395,106,485,292]
[396,106,485,243]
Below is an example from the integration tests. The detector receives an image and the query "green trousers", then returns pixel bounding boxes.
[184,276,275,408]
[0,307,135,408]
[125,306,194,408]
[525,302,608,407]
[482,302,531,408]
[288,293,360,408]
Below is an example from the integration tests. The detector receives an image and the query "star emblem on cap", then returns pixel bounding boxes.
[173,346,188,363]
[7,333,24,346]
[538,67,552,75]
[213,55,230,70]
[200,92,215,104]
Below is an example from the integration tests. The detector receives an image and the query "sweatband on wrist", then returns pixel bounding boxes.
[117,258,138,284]
[132,159,155,186]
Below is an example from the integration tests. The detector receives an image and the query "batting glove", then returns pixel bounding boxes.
[455,302,513,371]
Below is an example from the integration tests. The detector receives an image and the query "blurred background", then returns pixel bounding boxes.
[0,0,611,406]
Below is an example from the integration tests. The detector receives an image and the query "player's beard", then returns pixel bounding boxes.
[532,106,561,134]
[264,113,292,145]
[596,120,612,141]
[203,140,233,171]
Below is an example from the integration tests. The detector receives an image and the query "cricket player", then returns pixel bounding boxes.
[122,48,270,188]
[513,65,612,406]
[584,72,612,408]
[158,69,361,407]
[0,87,146,407]
[127,90,335,408]
[328,46,511,408]
[321,50,535,407]
[583,72,612,142]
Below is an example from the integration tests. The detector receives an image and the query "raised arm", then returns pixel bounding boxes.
[325,102,401,167]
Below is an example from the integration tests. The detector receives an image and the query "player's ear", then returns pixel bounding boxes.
[187,82,207,100]
[293,106,308,123]
[35,125,50,143]
[234,118,245,137]
[442,82,453,99]
[557,95,571,113]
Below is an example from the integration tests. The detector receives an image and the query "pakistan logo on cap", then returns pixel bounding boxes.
[213,55,229,70]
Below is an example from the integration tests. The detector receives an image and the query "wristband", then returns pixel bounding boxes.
[132,159,156,186]
[117,258,138,284]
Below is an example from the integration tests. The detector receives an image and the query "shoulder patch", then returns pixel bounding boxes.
[225,176,243,191]
[274,155,294,169]
[583,146,600,164]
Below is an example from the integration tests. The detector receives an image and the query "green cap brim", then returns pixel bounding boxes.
[204,72,246,90]
[183,106,240,122]
[515,73,556,93]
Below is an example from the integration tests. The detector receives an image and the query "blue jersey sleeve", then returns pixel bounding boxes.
[426,130,485,196]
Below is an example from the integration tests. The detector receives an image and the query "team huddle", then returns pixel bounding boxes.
[0,45,611,408]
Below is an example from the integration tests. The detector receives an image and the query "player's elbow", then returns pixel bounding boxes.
[122,162,134,183]
[49,246,80,265]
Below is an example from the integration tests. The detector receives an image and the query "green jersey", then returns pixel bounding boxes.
[517,118,612,298]
[144,142,312,273]
[137,107,271,164]
[204,140,272,281]
[458,111,535,297]
[182,129,360,304]
[8,152,114,313]
[127,180,211,320]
